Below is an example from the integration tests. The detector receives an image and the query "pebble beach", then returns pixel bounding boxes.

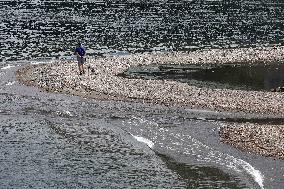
[220,123,284,159]
[17,46,284,159]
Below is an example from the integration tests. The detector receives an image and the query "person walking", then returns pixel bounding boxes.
[74,43,86,75]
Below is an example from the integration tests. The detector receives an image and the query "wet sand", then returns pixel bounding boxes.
[17,46,284,159]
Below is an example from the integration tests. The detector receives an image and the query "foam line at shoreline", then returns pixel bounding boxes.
[131,134,155,149]
[235,158,264,189]
[1,64,15,70]
[128,116,265,189]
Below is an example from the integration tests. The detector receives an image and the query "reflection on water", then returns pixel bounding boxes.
[119,63,284,91]
[159,154,247,189]
[0,0,284,61]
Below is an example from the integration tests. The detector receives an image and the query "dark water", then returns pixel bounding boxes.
[159,154,246,189]
[0,0,284,61]
[1,1,284,189]
[119,62,284,91]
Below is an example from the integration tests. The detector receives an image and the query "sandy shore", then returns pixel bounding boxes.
[17,46,284,159]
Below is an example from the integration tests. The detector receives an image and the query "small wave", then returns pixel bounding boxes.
[131,135,154,149]
[1,65,15,70]
[234,158,264,189]
[30,62,44,65]
[6,81,15,86]
[182,135,264,188]
[30,60,55,65]
[127,117,264,188]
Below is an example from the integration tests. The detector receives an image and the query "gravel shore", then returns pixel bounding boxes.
[17,46,284,159]
[220,123,284,159]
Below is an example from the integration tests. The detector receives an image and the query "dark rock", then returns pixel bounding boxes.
[271,87,284,92]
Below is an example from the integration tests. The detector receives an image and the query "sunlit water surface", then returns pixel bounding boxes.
[1,1,284,189]
[0,0,284,61]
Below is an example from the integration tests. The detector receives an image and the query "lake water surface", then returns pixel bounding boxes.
[1,1,284,188]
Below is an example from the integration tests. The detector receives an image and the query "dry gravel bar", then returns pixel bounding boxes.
[17,46,284,159]
[220,123,284,159]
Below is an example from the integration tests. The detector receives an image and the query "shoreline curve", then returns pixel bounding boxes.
[16,46,284,159]
[17,46,284,116]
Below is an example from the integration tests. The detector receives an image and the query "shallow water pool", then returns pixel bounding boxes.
[119,62,284,91]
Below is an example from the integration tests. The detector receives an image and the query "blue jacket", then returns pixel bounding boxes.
[75,47,86,56]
